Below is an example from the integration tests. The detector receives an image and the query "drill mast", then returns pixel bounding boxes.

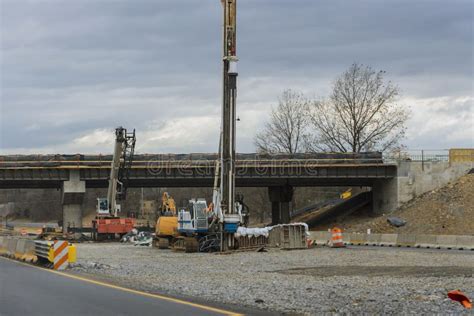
[220,0,239,250]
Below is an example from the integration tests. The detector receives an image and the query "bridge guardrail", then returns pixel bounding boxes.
[383,149,450,163]
[0,152,387,169]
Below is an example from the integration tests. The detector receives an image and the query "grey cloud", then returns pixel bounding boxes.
[1,0,472,153]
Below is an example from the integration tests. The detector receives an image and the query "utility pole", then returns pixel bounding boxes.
[220,0,239,250]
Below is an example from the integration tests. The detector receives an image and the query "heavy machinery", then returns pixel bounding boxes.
[155,192,179,248]
[169,0,242,252]
[159,192,177,216]
[92,127,136,240]
[340,189,353,200]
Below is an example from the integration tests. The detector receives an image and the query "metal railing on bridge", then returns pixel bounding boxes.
[0,152,387,169]
[383,150,450,163]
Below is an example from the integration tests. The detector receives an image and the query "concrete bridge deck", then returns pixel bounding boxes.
[0,152,398,227]
[0,153,396,189]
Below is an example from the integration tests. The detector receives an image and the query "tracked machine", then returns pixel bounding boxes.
[92,127,137,240]
[167,0,242,252]
[154,192,179,249]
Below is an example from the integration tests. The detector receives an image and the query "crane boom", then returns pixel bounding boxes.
[97,127,136,217]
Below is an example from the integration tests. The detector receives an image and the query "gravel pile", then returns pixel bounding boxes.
[314,174,474,235]
[72,243,474,315]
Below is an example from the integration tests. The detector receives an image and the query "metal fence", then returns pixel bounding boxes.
[384,150,450,163]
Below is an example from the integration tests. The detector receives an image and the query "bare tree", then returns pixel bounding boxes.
[255,89,309,154]
[307,63,409,152]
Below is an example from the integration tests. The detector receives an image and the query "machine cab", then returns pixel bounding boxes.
[177,199,209,234]
[96,198,120,217]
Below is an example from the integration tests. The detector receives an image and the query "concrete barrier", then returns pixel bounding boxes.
[396,234,416,247]
[436,235,458,249]
[307,231,474,251]
[7,238,18,257]
[342,232,351,245]
[456,236,474,250]
[0,236,6,255]
[350,233,367,245]
[309,231,330,245]
[14,239,27,260]
[22,240,37,262]
[415,235,438,248]
[379,234,397,247]
[365,234,382,246]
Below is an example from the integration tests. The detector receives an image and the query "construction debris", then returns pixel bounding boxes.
[120,229,139,243]
[134,232,153,247]
[448,290,472,309]
[319,173,474,235]
[387,217,407,227]
[120,229,153,246]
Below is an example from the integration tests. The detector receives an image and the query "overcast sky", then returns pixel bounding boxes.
[0,0,472,154]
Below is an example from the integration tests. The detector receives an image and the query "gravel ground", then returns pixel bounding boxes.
[71,243,474,315]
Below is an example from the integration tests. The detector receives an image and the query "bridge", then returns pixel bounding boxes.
[0,152,398,228]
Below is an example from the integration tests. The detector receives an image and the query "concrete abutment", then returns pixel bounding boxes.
[61,170,85,232]
[268,185,293,225]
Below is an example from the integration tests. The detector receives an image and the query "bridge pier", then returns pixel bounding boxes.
[61,170,85,233]
[268,185,293,225]
[372,178,399,214]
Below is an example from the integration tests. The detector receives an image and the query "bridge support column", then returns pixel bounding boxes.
[61,170,85,233]
[372,178,399,214]
[268,185,293,225]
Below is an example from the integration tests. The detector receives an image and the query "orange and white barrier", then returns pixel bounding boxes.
[330,227,345,248]
[53,240,69,270]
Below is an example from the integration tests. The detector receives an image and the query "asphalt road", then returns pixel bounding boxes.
[0,257,239,316]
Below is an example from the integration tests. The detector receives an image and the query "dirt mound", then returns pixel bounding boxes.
[345,173,474,235]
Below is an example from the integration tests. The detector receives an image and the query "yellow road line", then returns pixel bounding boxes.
[0,256,242,316]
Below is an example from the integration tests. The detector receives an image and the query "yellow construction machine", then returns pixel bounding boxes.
[340,189,352,200]
[154,192,179,248]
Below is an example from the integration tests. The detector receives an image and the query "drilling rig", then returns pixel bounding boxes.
[172,0,241,252]
[217,0,240,251]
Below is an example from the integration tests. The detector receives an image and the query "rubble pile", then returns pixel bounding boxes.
[349,173,474,235]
